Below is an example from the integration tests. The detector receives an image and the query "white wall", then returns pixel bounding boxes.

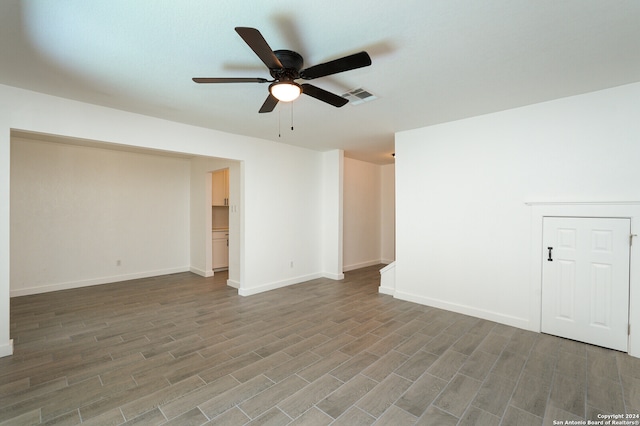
[228,161,242,287]
[343,157,382,270]
[343,158,396,271]
[238,140,328,295]
[395,83,640,339]
[10,138,191,296]
[0,121,10,357]
[381,163,395,263]
[0,83,343,357]
[321,150,344,280]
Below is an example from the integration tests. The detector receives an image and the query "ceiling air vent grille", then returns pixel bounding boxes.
[341,88,377,105]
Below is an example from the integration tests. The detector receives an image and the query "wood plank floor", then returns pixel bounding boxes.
[2,265,640,425]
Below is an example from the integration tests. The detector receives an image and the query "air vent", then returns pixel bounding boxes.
[341,88,377,105]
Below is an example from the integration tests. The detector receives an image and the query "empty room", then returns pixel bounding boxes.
[1,1,640,425]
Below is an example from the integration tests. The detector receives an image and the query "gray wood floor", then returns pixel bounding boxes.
[1,265,640,425]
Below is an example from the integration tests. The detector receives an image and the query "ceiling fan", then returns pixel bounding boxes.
[193,27,372,113]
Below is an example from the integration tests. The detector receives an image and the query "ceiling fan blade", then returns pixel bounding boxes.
[192,77,269,83]
[235,27,283,70]
[259,93,279,113]
[299,51,371,80]
[301,84,348,108]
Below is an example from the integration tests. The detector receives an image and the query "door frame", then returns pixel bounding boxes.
[526,201,640,357]
[202,162,242,289]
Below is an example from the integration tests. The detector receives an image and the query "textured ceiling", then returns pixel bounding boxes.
[1,1,639,164]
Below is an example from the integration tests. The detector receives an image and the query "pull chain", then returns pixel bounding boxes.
[277,103,295,137]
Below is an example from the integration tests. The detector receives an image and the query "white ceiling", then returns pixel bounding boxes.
[1,1,639,164]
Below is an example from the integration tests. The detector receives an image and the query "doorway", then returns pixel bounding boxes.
[211,168,230,272]
[202,161,240,288]
[541,216,630,351]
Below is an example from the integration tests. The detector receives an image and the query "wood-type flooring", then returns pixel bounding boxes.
[2,265,640,425]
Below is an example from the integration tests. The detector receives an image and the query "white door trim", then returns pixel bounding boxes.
[526,201,640,357]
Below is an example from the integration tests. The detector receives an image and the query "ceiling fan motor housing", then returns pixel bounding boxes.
[271,50,304,80]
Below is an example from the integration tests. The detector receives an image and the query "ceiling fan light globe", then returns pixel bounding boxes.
[270,82,302,102]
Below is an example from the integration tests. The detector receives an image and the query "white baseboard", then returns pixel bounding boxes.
[10,267,191,297]
[227,279,240,289]
[378,261,396,295]
[378,287,395,296]
[343,259,384,272]
[323,272,345,280]
[238,272,323,296]
[393,290,534,331]
[0,339,13,358]
[190,266,213,278]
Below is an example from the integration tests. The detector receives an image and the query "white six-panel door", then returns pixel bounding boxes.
[542,217,630,352]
